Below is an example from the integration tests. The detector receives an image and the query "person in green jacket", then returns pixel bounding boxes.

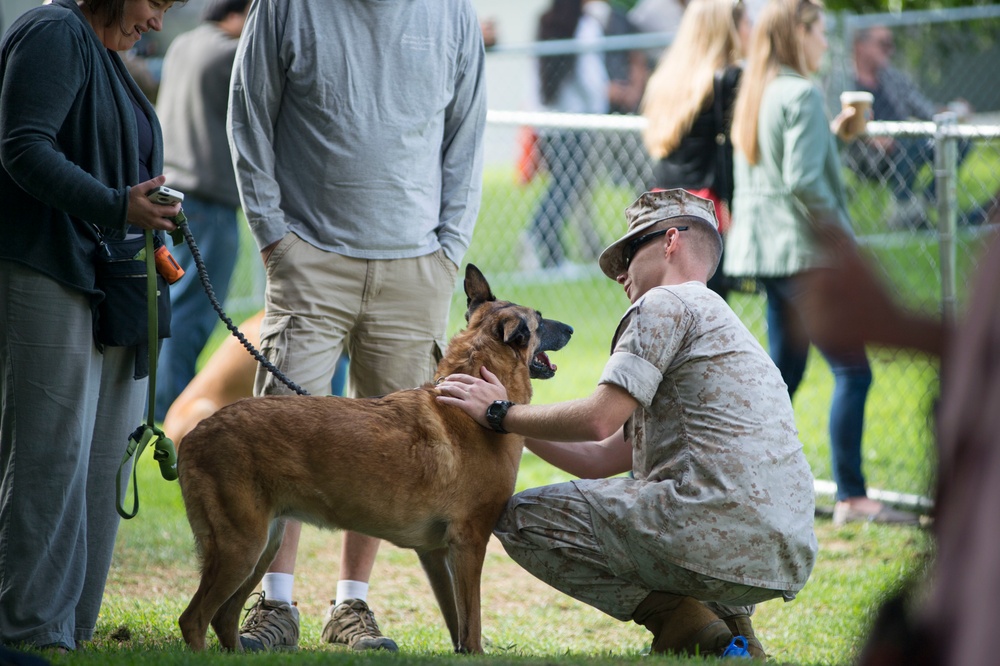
[723,0,918,527]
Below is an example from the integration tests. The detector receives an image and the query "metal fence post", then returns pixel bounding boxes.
[934,111,959,325]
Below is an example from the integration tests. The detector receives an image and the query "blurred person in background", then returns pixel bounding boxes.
[848,25,978,229]
[480,16,498,49]
[602,4,651,192]
[791,222,1000,666]
[604,7,649,117]
[153,0,250,423]
[641,0,751,300]
[627,0,688,38]
[523,0,613,273]
[121,40,160,102]
[724,0,919,527]
[0,0,183,652]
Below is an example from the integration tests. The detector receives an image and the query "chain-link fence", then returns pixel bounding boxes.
[824,6,1000,121]
[476,108,999,509]
[465,5,998,510]
[213,6,1000,510]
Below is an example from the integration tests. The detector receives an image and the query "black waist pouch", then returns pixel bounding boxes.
[94,235,171,348]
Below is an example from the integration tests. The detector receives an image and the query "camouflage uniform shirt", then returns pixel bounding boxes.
[582,282,817,592]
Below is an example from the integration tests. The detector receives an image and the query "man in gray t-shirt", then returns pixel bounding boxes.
[437,190,817,659]
[228,0,487,653]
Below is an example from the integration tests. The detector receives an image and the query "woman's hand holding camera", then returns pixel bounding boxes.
[128,176,179,231]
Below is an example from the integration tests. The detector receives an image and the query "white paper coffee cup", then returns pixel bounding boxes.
[840,91,874,136]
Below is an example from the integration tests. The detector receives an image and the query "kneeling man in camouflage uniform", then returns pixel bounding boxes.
[437,189,817,659]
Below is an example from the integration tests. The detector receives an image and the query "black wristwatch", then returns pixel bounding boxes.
[486,400,514,434]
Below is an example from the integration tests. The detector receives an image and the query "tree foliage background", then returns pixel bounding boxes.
[824,0,993,12]
[611,0,995,10]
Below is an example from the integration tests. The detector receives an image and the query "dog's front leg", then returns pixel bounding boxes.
[417,548,461,651]
[448,536,489,654]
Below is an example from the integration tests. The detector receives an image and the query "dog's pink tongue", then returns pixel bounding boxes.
[535,351,556,370]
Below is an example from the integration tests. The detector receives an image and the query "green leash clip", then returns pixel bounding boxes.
[169,210,188,246]
[116,424,178,519]
[115,221,186,520]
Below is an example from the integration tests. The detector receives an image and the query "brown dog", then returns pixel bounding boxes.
[161,310,264,446]
[176,264,573,653]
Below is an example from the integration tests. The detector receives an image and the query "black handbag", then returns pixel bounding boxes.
[713,68,734,206]
[94,234,171,349]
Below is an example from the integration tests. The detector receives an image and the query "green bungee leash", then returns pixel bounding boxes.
[115,219,183,520]
[113,207,307,519]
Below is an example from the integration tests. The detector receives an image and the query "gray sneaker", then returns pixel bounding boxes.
[239,593,300,652]
[321,598,398,651]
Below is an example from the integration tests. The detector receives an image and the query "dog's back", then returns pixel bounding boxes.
[179,389,518,551]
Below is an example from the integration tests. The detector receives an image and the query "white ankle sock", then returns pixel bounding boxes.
[261,573,294,604]
[335,580,368,605]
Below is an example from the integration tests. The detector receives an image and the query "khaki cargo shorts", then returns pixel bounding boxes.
[254,233,458,398]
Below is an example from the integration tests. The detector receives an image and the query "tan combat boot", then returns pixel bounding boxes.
[720,612,768,660]
[632,592,734,657]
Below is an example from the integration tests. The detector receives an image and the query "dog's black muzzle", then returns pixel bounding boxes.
[529,319,574,379]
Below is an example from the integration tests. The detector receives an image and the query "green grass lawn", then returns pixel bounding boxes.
[37,453,930,666]
[93,158,996,665]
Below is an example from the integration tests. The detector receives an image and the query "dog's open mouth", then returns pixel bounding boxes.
[530,351,557,379]
[528,318,573,380]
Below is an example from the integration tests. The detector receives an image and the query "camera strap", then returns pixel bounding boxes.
[115,227,179,520]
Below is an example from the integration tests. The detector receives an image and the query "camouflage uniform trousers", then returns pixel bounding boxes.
[493,481,785,623]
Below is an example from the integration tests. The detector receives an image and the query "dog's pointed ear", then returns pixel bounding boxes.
[498,315,531,349]
[464,264,496,321]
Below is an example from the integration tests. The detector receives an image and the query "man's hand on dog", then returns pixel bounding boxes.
[436,367,509,428]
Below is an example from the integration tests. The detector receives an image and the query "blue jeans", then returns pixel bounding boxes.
[529,129,597,268]
[762,277,873,500]
[154,196,239,421]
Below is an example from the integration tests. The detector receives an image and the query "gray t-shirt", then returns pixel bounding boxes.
[583,282,817,591]
[228,0,487,265]
[157,22,241,208]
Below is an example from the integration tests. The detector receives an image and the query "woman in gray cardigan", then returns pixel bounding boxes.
[0,0,183,652]
[723,0,917,527]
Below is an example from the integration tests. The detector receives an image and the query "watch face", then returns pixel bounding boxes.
[487,401,511,432]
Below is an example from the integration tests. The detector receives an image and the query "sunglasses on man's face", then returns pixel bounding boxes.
[623,226,689,269]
